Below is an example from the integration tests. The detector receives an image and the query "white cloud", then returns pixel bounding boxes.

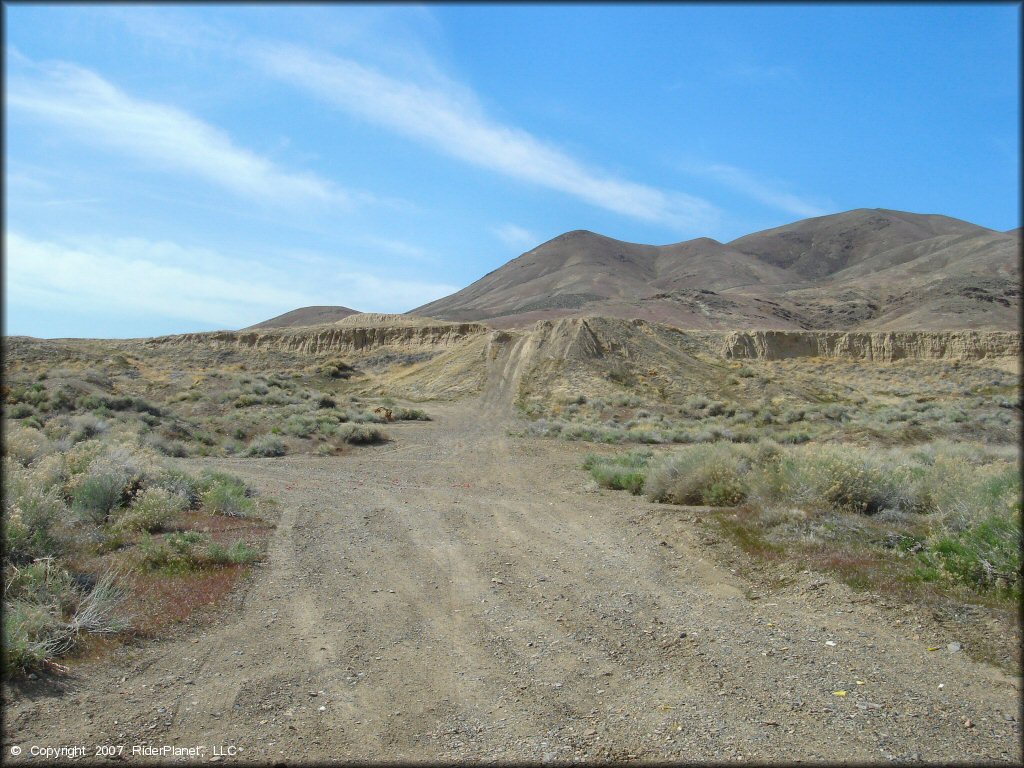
[697,164,828,218]
[5,232,459,330]
[492,223,537,251]
[7,60,352,210]
[249,43,720,232]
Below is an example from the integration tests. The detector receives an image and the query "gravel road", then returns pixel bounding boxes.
[4,402,1021,763]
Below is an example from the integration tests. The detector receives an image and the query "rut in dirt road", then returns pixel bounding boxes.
[4,401,1021,764]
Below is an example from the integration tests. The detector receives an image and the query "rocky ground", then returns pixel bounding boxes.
[3,401,1021,764]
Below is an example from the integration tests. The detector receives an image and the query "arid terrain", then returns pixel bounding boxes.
[3,397,1022,764]
[3,309,1021,764]
[2,209,1021,764]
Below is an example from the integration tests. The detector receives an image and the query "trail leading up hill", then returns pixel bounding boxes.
[4,403,1020,763]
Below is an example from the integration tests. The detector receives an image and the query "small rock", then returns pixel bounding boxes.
[964,719,974,729]
[948,642,962,653]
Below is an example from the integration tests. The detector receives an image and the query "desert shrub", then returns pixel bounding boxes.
[584,451,651,494]
[113,487,186,533]
[95,395,161,416]
[243,435,287,457]
[62,439,105,477]
[146,435,191,457]
[233,393,263,408]
[782,408,806,424]
[336,424,386,445]
[3,569,127,674]
[394,407,430,421]
[69,468,130,524]
[317,395,337,409]
[7,403,35,419]
[777,429,812,445]
[4,483,67,563]
[139,531,209,570]
[4,560,78,614]
[282,415,317,438]
[607,363,637,387]
[153,469,203,509]
[200,473,255,517]
[206,540,260,565]
[5,425,52,467]
[753,445,910,515]
[69,414,108,443]
[3,600,65,673]
[318,360,355,379]
[646,444,751,506]
[314,443,336,456]
[921,513,1020,591]
[141,532,259,571]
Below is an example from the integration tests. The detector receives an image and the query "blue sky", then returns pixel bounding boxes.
[5,3,1019,338]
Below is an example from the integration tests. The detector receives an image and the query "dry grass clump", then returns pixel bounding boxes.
[582,450,652,494]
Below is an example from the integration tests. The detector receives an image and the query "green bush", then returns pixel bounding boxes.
[4,485,67,563]
[337,424,386,444]
[243,435,287,457]
[282,416,316,438]
[584,451,651,494]
[70,469,129,524]
[3,600,64,673]
[394,407,430,421]
[207,540,260,565]
[139,531,209,570]
[153,469,203,509]
[645,444,750,506]
[142,532,259,570]
[7,403,35,419]
[200,473,255,517]
[113,487,186,533]
[69,414,107,443]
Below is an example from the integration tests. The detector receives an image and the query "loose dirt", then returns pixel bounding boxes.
[4,401,1021,763]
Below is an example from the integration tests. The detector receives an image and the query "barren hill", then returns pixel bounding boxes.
[245,305,359,330]
[412,209,1019,330]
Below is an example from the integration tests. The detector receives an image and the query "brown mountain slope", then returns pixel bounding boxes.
[728,208,991,278]
[411,209,1019,331]
[244,305,359,330]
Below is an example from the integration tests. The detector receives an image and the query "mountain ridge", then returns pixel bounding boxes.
[410,208,1019,331]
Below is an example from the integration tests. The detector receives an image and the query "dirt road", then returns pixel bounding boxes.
[4,402,1021,763]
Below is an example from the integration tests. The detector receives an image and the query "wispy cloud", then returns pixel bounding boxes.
[7,59,353,210]
[694,163,828,219]
[492,223,538,251]
[248,43,720,232]
[5,232,459,330]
